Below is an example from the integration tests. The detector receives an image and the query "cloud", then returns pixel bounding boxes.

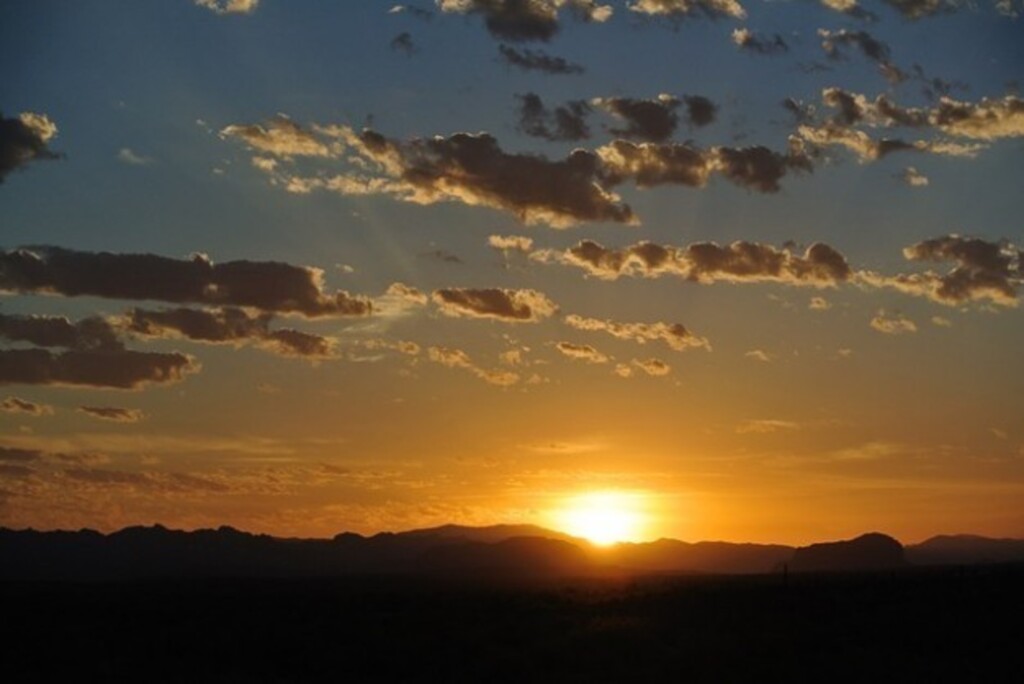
[516,93,591,141]
[533,239,852,286]
[195,0,259,15]
[564,314,710,351]
[819,0,876,20]
[0,246,372,317]
[809,296,832,310]
[745,349,771,362]
[596,138,812,193]
[881,0,955,19]
[436,0,612,42]
[427,346,520,385]
[488,234,534,252]
[932,315,953,327]
[0,348,199,389]
[125,307,337,358]
[389,5,435,20]
[117,148,153,166]
[627,0,746,20]
[0,112,61,182]
[731,28,788,55]
[818,29,905,83]
[432,287,557,322]
[870,311,917,334]
[900,166,929,187]
[861,235,1022,307]
[1,396,54,416]
[220,115,334,158]
[631,357,671,376]
[498,45,584,74]
[390,32,418,56]
[77,406,145,423]
[683,96,718,127]
[386,282,430,306]
[592,94,682,142]
[555,341,610,363]
[736,419,800,434]
[0,313,123,351]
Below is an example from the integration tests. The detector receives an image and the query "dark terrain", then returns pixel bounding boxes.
[3,526,1023,682]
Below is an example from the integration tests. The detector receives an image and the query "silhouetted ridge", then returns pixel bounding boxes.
[906,535,1024,566]
[789,532,906,573]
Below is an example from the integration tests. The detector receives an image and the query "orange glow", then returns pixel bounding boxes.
[554,491,649,545]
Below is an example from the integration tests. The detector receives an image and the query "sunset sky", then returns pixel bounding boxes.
[2,0,1022,545]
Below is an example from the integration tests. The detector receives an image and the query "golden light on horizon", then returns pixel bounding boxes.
[554,491,649,546]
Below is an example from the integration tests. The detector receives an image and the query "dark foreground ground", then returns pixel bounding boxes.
[2,565,1022,683]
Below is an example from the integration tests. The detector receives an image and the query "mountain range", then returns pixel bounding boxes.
[2,524,1023,581]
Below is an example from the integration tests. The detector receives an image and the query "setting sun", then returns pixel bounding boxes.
[555,491,649,546]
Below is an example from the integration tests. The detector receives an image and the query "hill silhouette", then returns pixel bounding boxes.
[2,525,1022,581]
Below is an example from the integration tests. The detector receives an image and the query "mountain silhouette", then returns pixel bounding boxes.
[788,532,906,573]
[2,525,1021,581]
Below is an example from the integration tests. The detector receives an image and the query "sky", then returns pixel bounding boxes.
[1,0,1022,545]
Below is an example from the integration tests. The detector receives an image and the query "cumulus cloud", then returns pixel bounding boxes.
[516,93,592,141]
[0,246,371,318]
[900,166,929,187]
[820,0,877,19]
[125,307,336,358]
[555,341,610,363]
[498,45,584,74]
[436,0,612,42]
[386,282,430,306]
[0,348,199,389]
[533,239,852,286]
[631,357,671,376]
[432,287,557,322]
[77,406,145,423]
[627,0,746,20]
[731,28,788,55]
[1,396,53,416]
[861,235,1022,307]
[564,314,710,351]
[195,0,259,15]
[870,310,917,334]
[592,94,683,142]
[427,346,520,386]
[0,111,61,182]
[488,235,535,252]
[0,313,122,351]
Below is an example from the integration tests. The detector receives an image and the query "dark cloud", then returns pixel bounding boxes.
[77,406,145,423]
[534,239,852,286]
[0,246,372,318]
[126,307,336,358]
[684,95,718,127]
[432,287,558,322]
[596,138,812,193]
[881,0,956,19]
[592,95,681,142]
[516,93,591,142]
[818,29,905,83]
[419,249,464,264]
[1,396,54,416]
[0,348,198,390]
[731,28,788,55]
[0,313,123,352]
[437,0,612,42]
[390,32,418,56]
[862,235,1022,307]
[498,45,584,74]
[0,112,61,183]
[0,446,43,463]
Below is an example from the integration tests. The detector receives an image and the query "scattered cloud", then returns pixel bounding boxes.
[77,406,146,423]
[732,28,788,55]
[194,0,259,15]
[488,234,534,253]
[809,296,832,310]
[427,346,519,386]
[900,166,929,187]
[516,93,591,141]
[0,246,372,318]
[498,45,584,74]
[555,341,610,363]
[1,396,54,416]
[436,0,612,42]
[627,0,746,20]
[736,419,800,434]
[564,314,710,351]
[432,287,557,322]
[0,313,122,351]
[745,349,771,362]
[533,239,852,286]
[0,348,199,389]
[592,94,682,142]
[390,32,418,56]
[631,357,671,376]
[385,282,430,306]
[117,148,153,165]
[221,115,334,158]
[0,111,61,182]
[818,28,905,83]
[870,310,917,334]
